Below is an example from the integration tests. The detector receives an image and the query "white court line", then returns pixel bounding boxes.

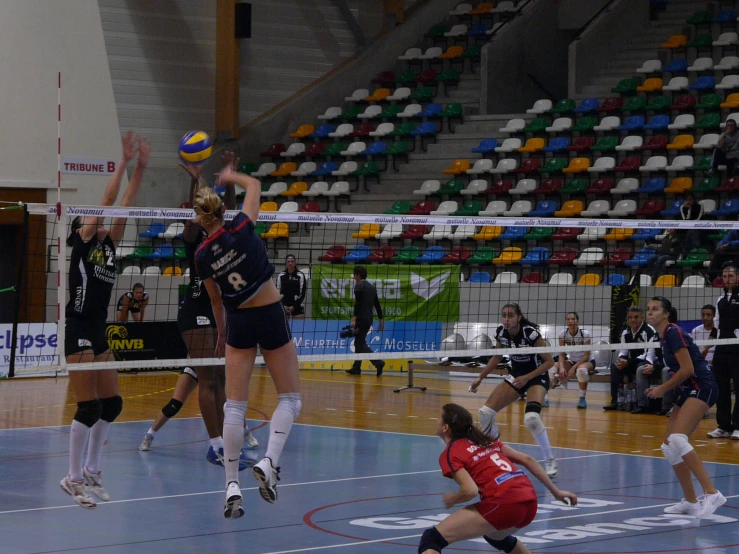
[260,494,739,554]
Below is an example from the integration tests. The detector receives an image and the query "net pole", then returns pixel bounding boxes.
[57,209,67,375]
[8,205,30,378]
[56,72,62,219]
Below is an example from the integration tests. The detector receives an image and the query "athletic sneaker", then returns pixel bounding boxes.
[223,481,244,519]
[244,429,259,449]
[543,397,549,408]
[207,447,249,471]
[707,428,732,439]
[60,475,96,509]
[545,458,558,478]
[732,430,739,440]
[139,433,154,452]
[696,491,727,519]
[663,498,700,515]
[83,466,110,501]
[577,397,587,409]
[253,457,280,504]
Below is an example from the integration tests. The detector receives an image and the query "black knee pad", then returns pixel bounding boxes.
[484,535,518,553]
[418,527,448,554]
[100,395,123,423]
[161,398,183,419]
[74,399,102,428]
[525,401,542,414]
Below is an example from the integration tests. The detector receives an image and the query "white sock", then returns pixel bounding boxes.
[580,390,586,398]
[147,428,156,436]
[478,405,499,438]
[69,420,91,482]
[85,419,110,474]
[223,400,247,485]
[265,393,301,467]
[210,436,224,450]
[534,429,554,460]
[244,419,250,432]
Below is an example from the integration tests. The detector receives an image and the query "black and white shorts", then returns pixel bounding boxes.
[503,372,550,395]
[177,287,217,334]
[226,301,292,351]
[65,317,109,357]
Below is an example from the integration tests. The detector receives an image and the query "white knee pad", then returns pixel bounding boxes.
[277,393,302,420]
[478,406,498,437]
[524,411,545,436]
[224,399,247,426]
[668,433,694,457]
[661,442,683,466]
[576,366,590,383]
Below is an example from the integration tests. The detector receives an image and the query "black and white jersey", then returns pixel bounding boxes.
[716,289,739,353]
[66,232,117,323]
[617,322,658,364]
[495,324,544,376]
[558,327,592,363]
[183,223,210,302]
[116,291,149,314]
[277,269,307,308]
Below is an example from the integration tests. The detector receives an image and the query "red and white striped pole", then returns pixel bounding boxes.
[57,71,62,327]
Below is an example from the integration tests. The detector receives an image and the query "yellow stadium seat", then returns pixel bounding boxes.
[262,223,289,239]
[270,162,297,177]
[493,247,522,265]
[259,201,278,212]
[655,275,677,287]
[554,200,584,217]
[637,78,663,92]
[720,93,739,109]
[604,228,634,241]
[666,135,695,150]
[282,181,308,196]
[518,138,545,153]
[661,34,687,49]
[162,267,183,277]
[443,159,471,175]
[577,273,601,286]
[289,124,315,139]
[438,46,464,59]
[351,224,381,239]
[469,2,493,15]
[664,177,693,194]
[562,158,590,173]
[365,88,391,102]
[473,226,503,241]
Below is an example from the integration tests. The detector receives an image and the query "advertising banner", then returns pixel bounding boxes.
[106,322,188,371]
[0,323,59,376]
[311,265,460,322]
[289,320,442,357]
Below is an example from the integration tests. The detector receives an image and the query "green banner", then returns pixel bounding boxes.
[312,265,460,322]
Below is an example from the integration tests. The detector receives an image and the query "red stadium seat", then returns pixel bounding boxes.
[407,201,436,215]
[669,94,697,111]
[484,179,513,195]
[260,143,286,158]
[400,225,429,239]
[513,158,543,174]
[299,201,321,213]
[567,137,594,152]
[597,97,624,112]
[521,272,544,284]
[585,178,613,194]
[318,245,347,262]
[367,245,396,263]
[441,246,472,264]
[547,247,578,265]
[552,227,581,240]
[614,156,641,172]
[349,123,375,137]
[715,177,739,193]
[303,143,327,157]
[538,179,564,195]
[640,135,669,151]
[634,199,665,217]
[601,248,631,266]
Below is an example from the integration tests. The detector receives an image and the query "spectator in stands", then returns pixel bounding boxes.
[347,266,385,376]
[277,255,306,318]
[710,118,739,177]
[116,283,149,322]
[692,304,718,365]
[708,228,739,282]
[646,229,683,282]
[604,306,658,412]
[680,194,703,257]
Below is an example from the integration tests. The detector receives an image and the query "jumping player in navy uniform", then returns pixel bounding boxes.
[138,155,258,461]
[62,132,148,509]
[194,162,301,518]
[645,296,726,518]
[116,283,149,322]
[469,303,558,477]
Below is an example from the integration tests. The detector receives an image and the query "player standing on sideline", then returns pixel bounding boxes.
[469,303,558,477]
[645,297,726,518]
[555,312,595,409]
[691,304,717,364]
[277,254,307,319]
[61,132,148,508]
[138,155,258,459]
[116,283,149,322]
[417,403,577,554]
[194,162,301,518]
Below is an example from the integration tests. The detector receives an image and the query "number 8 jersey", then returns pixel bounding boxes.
[195,213,275,313]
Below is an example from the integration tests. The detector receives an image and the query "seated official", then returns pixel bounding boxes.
[116,283,149,322]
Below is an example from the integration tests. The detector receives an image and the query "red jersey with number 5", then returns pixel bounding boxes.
[439,438,537,504]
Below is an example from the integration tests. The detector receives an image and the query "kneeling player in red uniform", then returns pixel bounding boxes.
[418,403,577,554]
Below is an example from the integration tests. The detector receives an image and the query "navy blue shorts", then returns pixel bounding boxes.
[226,301,292,351]
[675,376,719,408]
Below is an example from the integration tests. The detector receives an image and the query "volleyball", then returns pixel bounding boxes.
[178,130,213,164]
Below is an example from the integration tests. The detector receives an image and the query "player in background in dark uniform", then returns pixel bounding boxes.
[138,155,258,460]
[417,403,576,554]
[469,303,558,477]
[194,162,301,518]
[116,283,148,322]
[61,132,148,509]
[276,254,306,318]
[645,297,726,519]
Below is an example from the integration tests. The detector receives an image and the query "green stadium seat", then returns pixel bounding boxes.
[693,176,720,193]
[645,96,672,111]
[523,118,550,133]
[467,246,496,264]
[408,86,435,102]
[384,201,412,215]
[524,227,554,240]
[560,178,588,194]
[675,248,709,268]
[322,142,346,157]
[696,93,722,110]
[687,11,710,25]
[691,156,712,171]
[392,245,420,263]
[455,200,484,216]
[128,246,154,259]
[551,99,576,113]
[395,70,419,85]
[612,78,639,94]
[379,104,404,119]
[591,136,619,152]
[339,105,362,121]
[436,179,465,195]
[693,113,721,129]
[687,33,713,48]
[622,96,648,112]
[539,158,568,173]
[388,122,415,137]
[571,117,597,132]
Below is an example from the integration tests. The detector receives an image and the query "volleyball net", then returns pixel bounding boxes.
[6,202,739,377]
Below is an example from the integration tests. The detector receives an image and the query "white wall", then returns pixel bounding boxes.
[0,0,125,206]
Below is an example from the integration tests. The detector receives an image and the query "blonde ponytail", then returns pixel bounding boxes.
[193,188,224,228]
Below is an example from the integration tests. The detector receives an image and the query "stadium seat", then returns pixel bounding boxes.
[546,118,572,133]
[547,247,577,266]
[634,199,666,217]
[320,143,345,159]
[461,179,489,196]
[574,248,604,266]
[640,135,668,151]
[716,177,739,193]
[325,181,351,197]
[637,59,661,74]
[490,159,518,174]
[552,227,580,240]
[663,77,689,91]
[499,226,527,240]
[392,246,420,263]
[639,156,667,172]
[493,247,523,265]
[262,223,289,240]
[517,272,541,284]
[291,162,316,176]
[509,178,537,194]
[451,225,476,240]
[562,158,590,174]
[606,274,627,286]
[560,178,588,194]
[614,156,641,172]
[309,125,335,139]
[523,118,550,133]
[289,125,314,139]
[503,201,531,217]
[469,272,492,283]
[413,180,441,196]
[529,200,557,217]
[694,134,719,151]
[471,139,499,155]
[578,227,606,243]
[344,245,371,263]
[693,113,721,129]
[655,275,677,288]
[360,142,387,156]
[549,273,574,285]
[716,57,739,72]
[581,200,610,217]
[435,180,465,196]
[159,223,184,239]
[597,97,624,112]
[593,136,620,152]
[424,225,454,240]
[351,224,380,240]
[635,178,665,195]
[604,228,634,242]
[416,246,445,264]
[384,201,411,215]
[550,98,575,113]
[407,201,436,215]
[524,227,554,240]
[594,116,620,131]
[521,247,550,266]
[397,104,423,118]
[259,201,278,212]
[121,266,141,275]
[466,159,493,175]
[612,78,638,94]
[602,249,631,266]
[663,58,688,73]
[714,199,739,218]
[646,96,671,111]
[625,248,656,267]
[499,118,525,133]
[473,226,503,240]
[299,201,320,213]
[676,249,709,269]
[443,159,471,175]
[484,180,513,196]
[538,158,568,174]
[317,106,342,120]
[467,246,496,264]
[495,138,523,152]
[717,75,739,90]
[664,177,692,194]
[527,99,553,114]
[538,179,563,194]
[666,135,694,151]
[281,143,306,158]
[441,246,472,264]
[585,179,613,195]
[400,225,429,239]
[665,155,693,171]
[542,137,571,153]
[277,201,299,213]
[455,201,484,216]
[588,157,616,173]
[662,34,687,48]
[261,143,287,158]
[146,245,174,260]
[578,273,602,286]
[330,161,357,177]
[571,117,597,132]
[366,245,396,264]
[518,138,545,153]
[554,200,584,217]
[712,276,725,288]
[691,156,712,171]
[567,137,593,152]
[608,199,637,217]
[631,228,661,241]
[261,182,288,198]
[660,199,684,218]
[687,57,713,72]
[139,223,166,238]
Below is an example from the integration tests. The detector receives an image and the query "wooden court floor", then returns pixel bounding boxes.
[0,367,736,465]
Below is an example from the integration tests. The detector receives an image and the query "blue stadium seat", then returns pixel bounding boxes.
[499,226,527,240]
[631,228,662,241]
[521,247,550,266]
[309,124,335,139]
[714,199,739,217]
[636,178,666,194]
[541,137,570,153]
[410,122,438,136]
[573,98,599,113]
[343,245,370,262]
[713,10,736,23]
[625,248,657,267]
[689,76,715,91]
[617,116,645,131]
[147,244,174,259]
[361,142,387,156]
[468,272,491,283]
[419,103,443,118]
[139,222,166,238]
[644,115,670,130]
[311,161,338,176]
[606,274,627,286]
[467,23,488,36]
[416,246,445,263]
[529,200,557,217]
[660,199,684,217]
[471,139,499,154]
[663,58,688,73]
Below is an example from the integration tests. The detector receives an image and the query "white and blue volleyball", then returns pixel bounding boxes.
[178,130,213,164]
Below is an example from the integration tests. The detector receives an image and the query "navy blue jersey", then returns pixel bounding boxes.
[194,213,274,312]
[495,324,544,375]
[660,324,712,380]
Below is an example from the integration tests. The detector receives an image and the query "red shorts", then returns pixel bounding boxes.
[475,498,538,530]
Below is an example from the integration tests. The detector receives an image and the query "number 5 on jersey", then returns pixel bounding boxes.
[491,453,512,472]
[228,272,248,291]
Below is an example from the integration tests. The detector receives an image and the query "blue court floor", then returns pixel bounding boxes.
[0,419,737,553]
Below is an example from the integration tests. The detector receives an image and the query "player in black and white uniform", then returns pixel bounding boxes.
[469,303,558,477]
[116,284,149,322]
[555,312,595,409]
[194,162,301,518]
[137,157,258,460]
[61,132,148,509]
